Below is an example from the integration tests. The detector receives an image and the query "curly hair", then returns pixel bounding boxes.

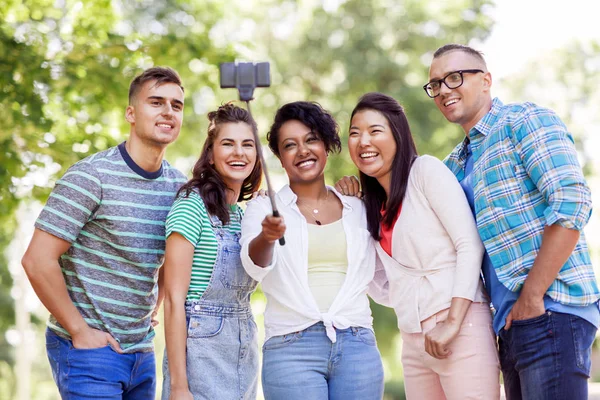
[267,101,341,157]
[177,103,262,224]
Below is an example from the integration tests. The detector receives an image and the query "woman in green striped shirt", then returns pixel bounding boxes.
[161,103,263,400]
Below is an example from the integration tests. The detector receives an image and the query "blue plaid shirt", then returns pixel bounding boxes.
[444,98,599,306]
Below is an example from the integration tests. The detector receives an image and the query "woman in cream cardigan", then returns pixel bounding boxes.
[338,92,500,400]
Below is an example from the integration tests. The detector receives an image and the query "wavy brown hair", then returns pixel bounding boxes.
[177,103,262,224]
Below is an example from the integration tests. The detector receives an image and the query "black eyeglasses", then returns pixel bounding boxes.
[423,69,484,98]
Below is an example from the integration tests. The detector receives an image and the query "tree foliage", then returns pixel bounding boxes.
[1,0,496,397]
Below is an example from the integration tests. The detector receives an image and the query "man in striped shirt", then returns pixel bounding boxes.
[425,44,599,399]
[21,67,187,399]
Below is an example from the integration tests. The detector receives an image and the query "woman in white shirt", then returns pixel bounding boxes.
[240,101,384,400]
[340,92,500,399]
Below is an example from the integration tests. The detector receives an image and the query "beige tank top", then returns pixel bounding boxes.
[306,219,349,312]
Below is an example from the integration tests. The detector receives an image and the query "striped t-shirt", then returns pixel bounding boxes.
[165,191,242,300]
[35,142,187,353]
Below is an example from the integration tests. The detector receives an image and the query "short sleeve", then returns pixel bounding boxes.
[165,192,207,246]
[35,161,102,243]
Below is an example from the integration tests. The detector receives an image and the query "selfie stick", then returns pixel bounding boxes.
[221,62,285,246]
[244,101,285,246]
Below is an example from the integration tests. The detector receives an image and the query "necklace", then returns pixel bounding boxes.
[296,189,329,225]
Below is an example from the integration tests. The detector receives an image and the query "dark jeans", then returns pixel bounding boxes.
[499,311,596,400]
[46,328,156,399]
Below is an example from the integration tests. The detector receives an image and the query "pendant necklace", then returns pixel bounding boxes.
[297,189,329,225]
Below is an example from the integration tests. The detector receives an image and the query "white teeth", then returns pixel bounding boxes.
[360,152,378,159]
[444,99,459,107]
[298,160,315,167]
[229,162,246,166]
[157,124,172,128]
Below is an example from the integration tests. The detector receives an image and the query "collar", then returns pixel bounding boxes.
[118,141,164,179]
[469,97,504,138]
[278,184,353,211]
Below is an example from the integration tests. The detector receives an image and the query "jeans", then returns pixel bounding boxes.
[161,304,258,400]
[46,328,156,399]
[261,322,384,400]
[499,311,596,400]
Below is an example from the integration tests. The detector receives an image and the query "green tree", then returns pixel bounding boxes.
[1,1,238,397]
[1,0,496,397]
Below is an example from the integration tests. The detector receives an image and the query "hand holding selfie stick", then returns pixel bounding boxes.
[220,62,285,246]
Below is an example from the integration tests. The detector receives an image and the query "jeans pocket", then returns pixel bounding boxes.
[187,315,224,338]
[45,330,62,383]
[46,329,61,349]
[510,311,550,327]
[570,315,596,374]
[262,332,302,351]
[357,328,377,346]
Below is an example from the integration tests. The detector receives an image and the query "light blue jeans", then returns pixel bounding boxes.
[261,322,384,400]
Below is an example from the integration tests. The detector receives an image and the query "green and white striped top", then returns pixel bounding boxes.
[165,191,242,300]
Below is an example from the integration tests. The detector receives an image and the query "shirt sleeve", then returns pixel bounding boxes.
[419,156,484,301]
[240,196,276,282]
[513,105,592,230]
[367,256,392,306]
[35,161,102,243]
[165,193,205,246]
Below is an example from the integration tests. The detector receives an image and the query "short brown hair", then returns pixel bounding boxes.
[128,67,184,104]
[433,44,487,67]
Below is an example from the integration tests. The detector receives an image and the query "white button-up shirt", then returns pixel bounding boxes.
[241,185,376,343]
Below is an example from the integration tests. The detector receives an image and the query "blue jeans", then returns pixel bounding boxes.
[498,311,596,400]
[46,328,156,399]
[261,323,384,400]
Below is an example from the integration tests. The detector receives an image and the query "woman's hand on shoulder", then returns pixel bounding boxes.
[334,175,362,198]
[251,189,269,199]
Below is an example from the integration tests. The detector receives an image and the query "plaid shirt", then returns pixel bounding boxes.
[444,98,599,306]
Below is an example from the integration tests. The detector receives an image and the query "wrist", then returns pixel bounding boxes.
[444,316,462,328]
[260,232,277,245]
[68,321,89,337]
[520,285,545,301]
[170,382,189,391]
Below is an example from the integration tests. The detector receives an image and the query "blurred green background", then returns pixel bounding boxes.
[2,0,600,399]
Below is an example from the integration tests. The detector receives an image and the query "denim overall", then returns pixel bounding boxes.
[162,213,259,400]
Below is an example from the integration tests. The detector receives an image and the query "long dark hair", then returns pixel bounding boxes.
[350,93,418,240]
[177,103,262,224]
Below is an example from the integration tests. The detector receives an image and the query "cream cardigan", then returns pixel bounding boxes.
[369,155,488,333]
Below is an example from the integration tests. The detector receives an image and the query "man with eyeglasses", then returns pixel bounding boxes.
[426,43,599,400]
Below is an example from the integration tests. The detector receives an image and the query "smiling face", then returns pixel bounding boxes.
[277,119,328,185]
[348,109,397,191]
[210,122,257,190]
[428,50,492,133]
[126,80,184,148]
